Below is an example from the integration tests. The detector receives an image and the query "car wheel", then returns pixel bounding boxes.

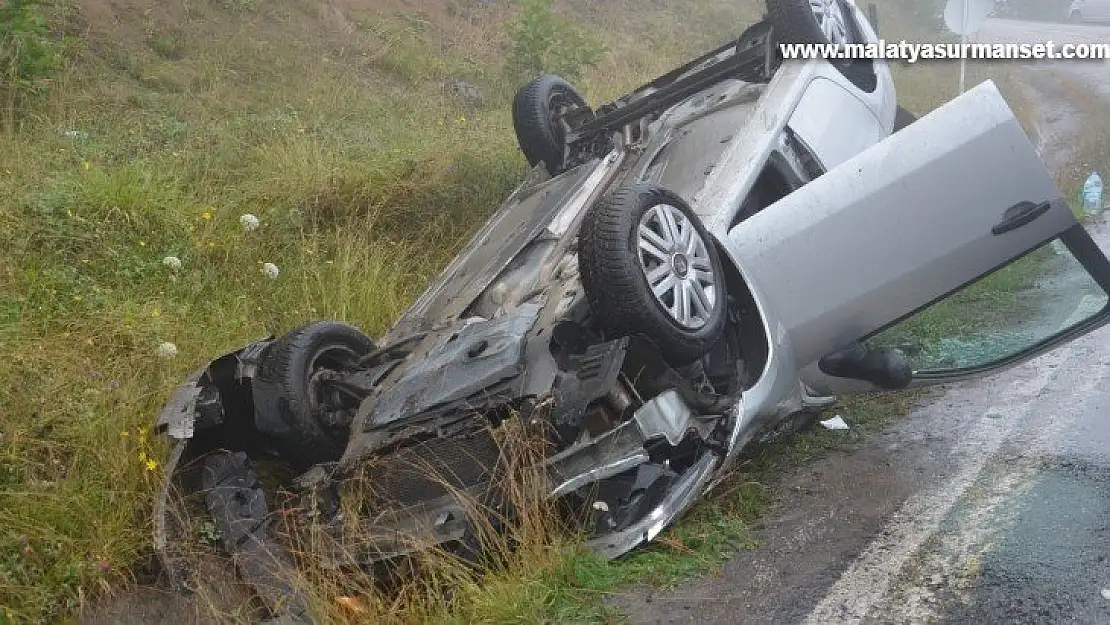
[579,184,728,365]
[512,74,587,177]
[252,321,374,469]
[767,0,860,45]
[1069,10,1083,22]
[893,105,918,132]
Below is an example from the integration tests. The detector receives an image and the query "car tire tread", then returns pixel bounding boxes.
[252,321,374,469]
[579,185,727,364]
[512,75,586,176]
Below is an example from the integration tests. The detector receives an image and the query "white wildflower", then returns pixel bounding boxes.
[261,262,280,279]
[162,255,182,270]
[156,342,178,359]
[239,213,261,232]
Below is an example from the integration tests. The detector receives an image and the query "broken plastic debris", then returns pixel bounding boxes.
[261,262,280,279]
[156,342,178,359]
[239,213,260,232]
[63,130,89,140]
[1102,588,1110,601]
[820,415,850,430]
[162,255,182,270]
[1082,171,1103,217]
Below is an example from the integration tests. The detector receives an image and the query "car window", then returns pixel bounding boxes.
[866,237,1109,374]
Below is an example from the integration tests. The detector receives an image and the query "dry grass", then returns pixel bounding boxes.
[163,419,608,624]
[1032,69,1110,200]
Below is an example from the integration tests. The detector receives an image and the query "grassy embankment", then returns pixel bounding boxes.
[1,0,757,621]
[1,0,1100,622]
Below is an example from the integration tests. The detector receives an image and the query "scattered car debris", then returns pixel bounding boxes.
[202,452,310,623]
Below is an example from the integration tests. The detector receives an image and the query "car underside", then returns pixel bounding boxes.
[153,15,820,617]
[152,3,1110,622]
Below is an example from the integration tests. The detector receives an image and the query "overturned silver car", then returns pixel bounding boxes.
[153,1,1110,620]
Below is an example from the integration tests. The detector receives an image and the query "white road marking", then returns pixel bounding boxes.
[802,342,1079,624]
[870,329,1106,622]
[806,218,1110,622]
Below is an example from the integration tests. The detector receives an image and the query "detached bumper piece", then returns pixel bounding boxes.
[202,452,311,624]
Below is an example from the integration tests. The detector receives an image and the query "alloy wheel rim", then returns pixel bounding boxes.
[637,204,717,330]
[809,0,851,45]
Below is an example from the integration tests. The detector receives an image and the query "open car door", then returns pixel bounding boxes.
[726,80,1110,395]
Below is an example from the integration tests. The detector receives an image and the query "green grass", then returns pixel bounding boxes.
[867,245,1059,370]
[0,0,768,621]
[1033,69,1110,203]
[2,0,1102,622]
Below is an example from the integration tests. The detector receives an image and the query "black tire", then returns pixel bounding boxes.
[252,321,374,469]
[767,0,860,45]
[512,74,587,177]
[578,184,728,365]
[1069,11,1083,23]
[893,105,917,132]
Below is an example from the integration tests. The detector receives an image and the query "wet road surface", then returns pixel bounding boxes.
[613,18,1110,625]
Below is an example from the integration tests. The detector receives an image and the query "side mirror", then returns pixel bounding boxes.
[818,341,912,390]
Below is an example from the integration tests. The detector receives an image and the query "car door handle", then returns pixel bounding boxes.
[992,201,1051,235]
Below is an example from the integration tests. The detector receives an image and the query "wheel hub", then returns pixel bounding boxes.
[671,253,690,278]
[307,344,363,413]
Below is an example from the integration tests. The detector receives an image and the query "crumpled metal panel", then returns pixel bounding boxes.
[383,163,593,342]
[154,339,272,441]
[633,389,694,446]
[365,302,542,428]
[550,338,629,441]
[155,369,204,440]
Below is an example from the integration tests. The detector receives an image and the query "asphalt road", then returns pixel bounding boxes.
[613,18,1110,625]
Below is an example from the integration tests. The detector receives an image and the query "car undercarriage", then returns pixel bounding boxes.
[153,18,801,619]
[151,3,1110,623]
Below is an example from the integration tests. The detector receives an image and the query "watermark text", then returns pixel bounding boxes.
[780,40,1110,63]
